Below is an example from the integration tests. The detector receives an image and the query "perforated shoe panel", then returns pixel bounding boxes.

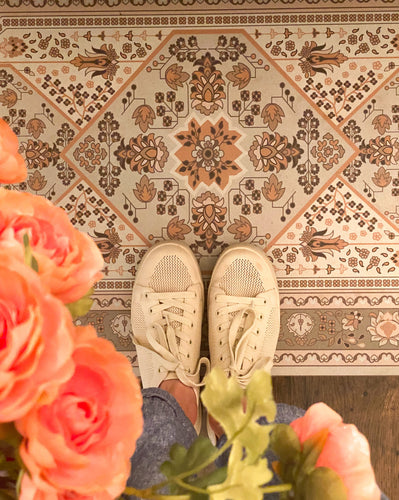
[149,255,193,292]
[219,258,265,297]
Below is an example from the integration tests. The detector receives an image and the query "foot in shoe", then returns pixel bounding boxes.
[131,241,209,434]
[208,244,280,388]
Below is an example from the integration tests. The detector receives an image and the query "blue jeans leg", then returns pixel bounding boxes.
[126,387,197,498]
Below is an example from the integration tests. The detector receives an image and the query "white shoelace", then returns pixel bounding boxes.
[145,290,209,387]
[215,292,274,387]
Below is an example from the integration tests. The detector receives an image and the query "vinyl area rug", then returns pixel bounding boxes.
[1,0,399,375]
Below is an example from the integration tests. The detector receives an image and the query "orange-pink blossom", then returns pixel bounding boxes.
[0,189,103,304]
[291,402,380,500]
[17,326,143,499]
[20,474,115,500]
[0,117,27,184]
[0,253,74,422]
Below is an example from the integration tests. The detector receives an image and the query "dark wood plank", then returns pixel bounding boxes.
[273,376,399,499]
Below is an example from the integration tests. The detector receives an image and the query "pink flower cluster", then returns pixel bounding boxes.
[0,117,143,499]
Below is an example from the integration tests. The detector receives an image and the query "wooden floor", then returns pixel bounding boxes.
[273,376,399,499]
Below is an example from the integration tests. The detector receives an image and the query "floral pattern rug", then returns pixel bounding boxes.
[1,1,399,374]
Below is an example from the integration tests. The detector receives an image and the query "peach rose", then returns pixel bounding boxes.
[0,253,74,422]
[17,326,143,498]
[0,117,27,184]
[291,403,380,500]
[20,474,114,500]
[0,189,103,304]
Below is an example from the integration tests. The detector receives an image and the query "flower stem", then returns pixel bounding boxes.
[261,483,293,494]
[172,478,208,494]
[123,486,190,499]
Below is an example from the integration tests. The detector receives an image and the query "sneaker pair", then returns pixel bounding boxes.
[131,241,280,437]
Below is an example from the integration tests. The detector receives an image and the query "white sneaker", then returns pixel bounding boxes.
[208,244,280,387]
[131,241,208,434]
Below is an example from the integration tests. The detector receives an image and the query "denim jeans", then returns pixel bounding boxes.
[127,388,388,500]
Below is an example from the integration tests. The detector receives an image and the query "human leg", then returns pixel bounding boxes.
[130,241,209,433]
[126,387,197,497]
[207,243,280,441]
[128,241,208,498]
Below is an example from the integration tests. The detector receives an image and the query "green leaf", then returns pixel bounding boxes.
[236,420,272,464]
[23,234,39,272]
[301,428,329,472]
[270,424,301,463]
[246,370,276,422]
[201,368,276,464]
[15,470,23,498]
[0,489,17,500]
[161,437,221,496]
[201,367,246,440]
[191,466,227,489]
[0,424,21,448]
[291,428,330,497]
[190,467,228,500]
[160,443,187,479]
[185,437,218,472]
[160,437,218,481]
[303,467,347,500]
[207,446,272,500]
[65,287,94,319]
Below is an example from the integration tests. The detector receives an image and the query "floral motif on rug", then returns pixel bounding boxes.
[1,5,399,374]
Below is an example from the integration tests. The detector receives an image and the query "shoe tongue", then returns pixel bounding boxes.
[231,309,255,352]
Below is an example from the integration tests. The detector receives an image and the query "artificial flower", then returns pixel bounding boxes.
[17,326,143,498]
[0,117,27,184]
[0,253,74,422]
[291,402,380,500]
[0,189,103,304]
[20,473,115,500]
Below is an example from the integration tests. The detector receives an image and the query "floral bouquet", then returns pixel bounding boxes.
[0,118,380,500]
[0,117,143,500]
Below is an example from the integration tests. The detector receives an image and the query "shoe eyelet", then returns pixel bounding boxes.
[191,323,194,327]
[218,326,222,331]
[220,356,223,361]
[254,346,257,350]
[189,340,192,345]
[193,309,196,314]
[219,341,222,346]
[145,293,148,298]
[149,308,153,313]
[263,299,267,304]
[259,314,263,319]
[216,311,219,316]
[187,354,190,358]
[158,368,161,373]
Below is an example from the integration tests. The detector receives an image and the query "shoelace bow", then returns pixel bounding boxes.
[215,291,275,387]
[146,290,209,387]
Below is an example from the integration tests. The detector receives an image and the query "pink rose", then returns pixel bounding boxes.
[20,474,114,500]
[0,253,74,422]
[17,326,143,498]
[0,189,103,304]
[291,402,380,500]
[0,118,27,184]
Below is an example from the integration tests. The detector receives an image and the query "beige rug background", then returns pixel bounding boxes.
[1,1,399,375]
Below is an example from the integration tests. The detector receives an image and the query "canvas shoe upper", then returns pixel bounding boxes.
[208,244,280,387]
[131,241,208,434]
